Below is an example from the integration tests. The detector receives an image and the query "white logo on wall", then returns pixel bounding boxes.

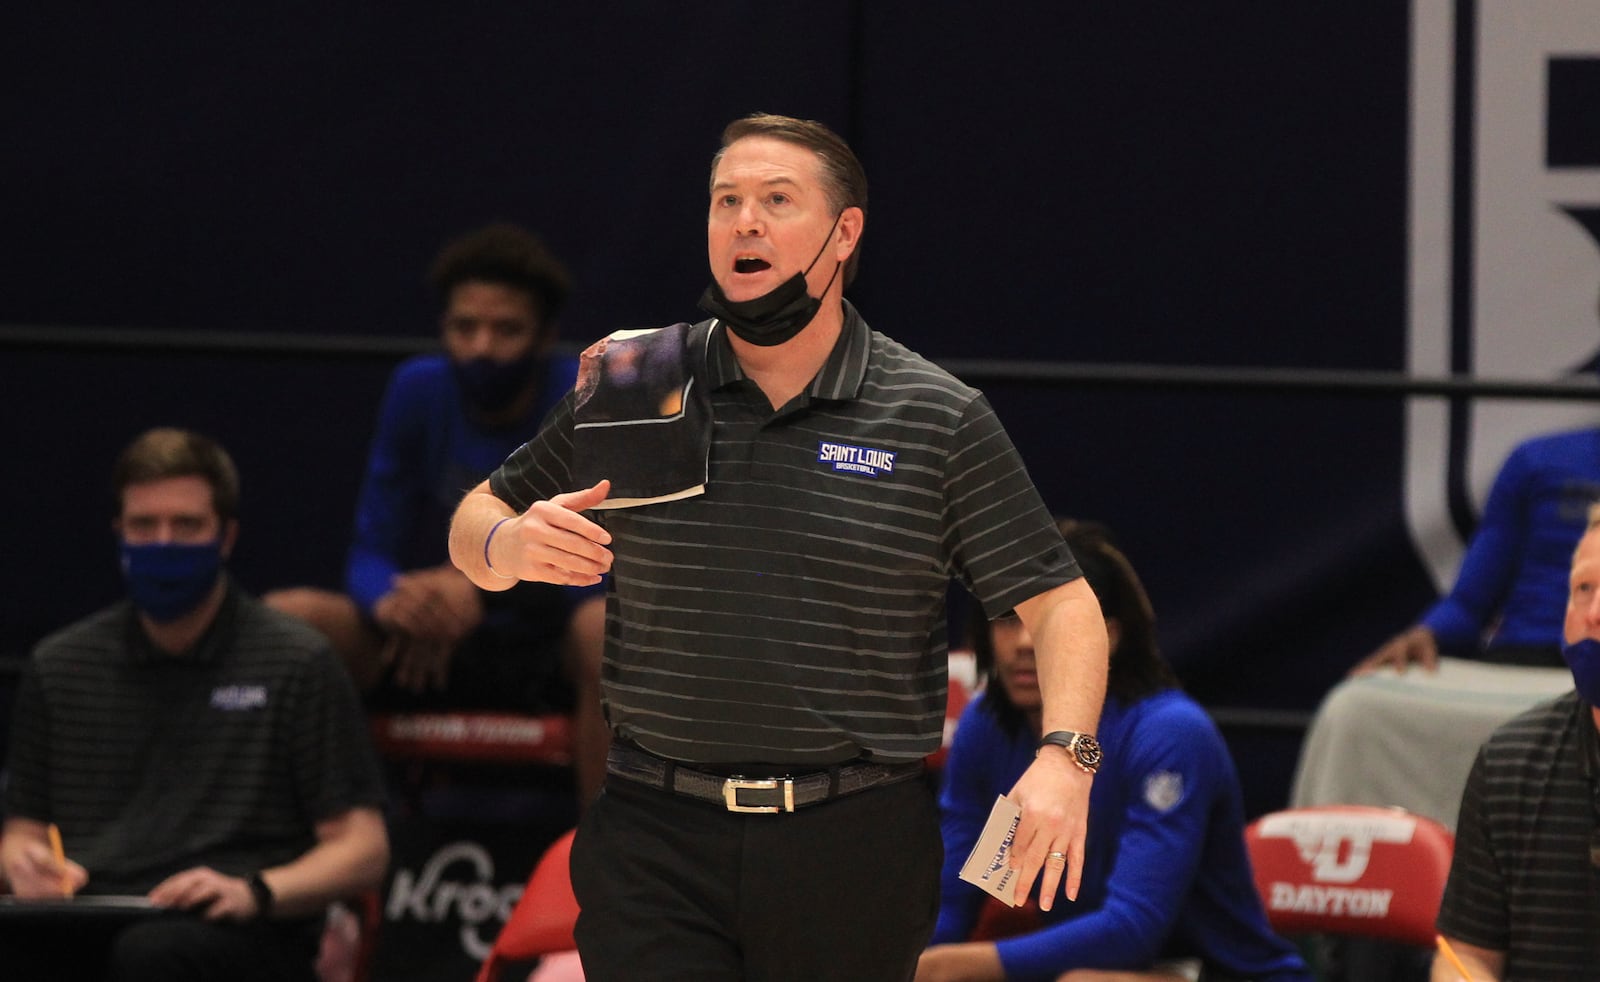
[1408,0,1600,589]
[386,841,523,961]
[1256,811,1415,918]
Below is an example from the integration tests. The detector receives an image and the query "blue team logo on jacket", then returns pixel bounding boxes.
[817,441,896,478]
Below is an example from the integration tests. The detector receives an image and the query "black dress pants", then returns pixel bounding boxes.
[570,773,943,982]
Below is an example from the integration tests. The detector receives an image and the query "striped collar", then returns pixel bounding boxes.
[702,299,871,402]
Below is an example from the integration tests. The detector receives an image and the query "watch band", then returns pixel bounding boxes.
[247,870,275,920]
[1036,729,1103,774]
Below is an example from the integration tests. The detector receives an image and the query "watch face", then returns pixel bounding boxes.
[1075,735,1103,770]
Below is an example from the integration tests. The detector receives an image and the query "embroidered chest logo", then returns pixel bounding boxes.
[817,441,897,478]
[210,684,268,711]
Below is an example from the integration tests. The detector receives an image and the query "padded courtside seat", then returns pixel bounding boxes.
[474,829,580,982]
[1244,804,1454,947]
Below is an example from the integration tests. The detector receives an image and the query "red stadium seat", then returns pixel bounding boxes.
[1244,805,1454,947]
[474,829,580,982]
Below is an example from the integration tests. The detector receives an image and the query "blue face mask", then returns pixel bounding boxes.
[120,540,224,623]
[453,351,540,414]
[1561,637,1600,706]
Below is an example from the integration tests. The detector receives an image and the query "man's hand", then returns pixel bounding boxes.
[1430,935,1504,981]
[450,479,614,590]
[484,480,614,586]
[1350,624,1439,676]
[373,564,484,646]
[384,634,453,693]
[1006,749,1092,910]
[0,833,87,898]
[147,867,262,921]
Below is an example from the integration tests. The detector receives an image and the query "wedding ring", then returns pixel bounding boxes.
[1046,851,1067,864]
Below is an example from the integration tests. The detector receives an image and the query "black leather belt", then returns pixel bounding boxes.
[606,742,924,813]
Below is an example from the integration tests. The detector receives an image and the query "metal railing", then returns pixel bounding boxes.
[7,322,1600,402]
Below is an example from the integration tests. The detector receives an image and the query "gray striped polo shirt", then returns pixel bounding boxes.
[490,301,1079,765]
[3,584,386,893]
[1436,689,1600,979]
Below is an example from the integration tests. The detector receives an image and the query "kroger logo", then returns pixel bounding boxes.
[386,841,523,961]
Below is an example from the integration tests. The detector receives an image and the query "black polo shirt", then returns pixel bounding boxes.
[3,583,385,893]
[491,301,1079,765]
[1436,690,1600,979]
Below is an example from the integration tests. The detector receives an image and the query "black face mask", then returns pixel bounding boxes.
[453,350,540,415]
[698,215,843,347]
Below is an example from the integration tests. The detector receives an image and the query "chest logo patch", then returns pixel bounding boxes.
[210,684,268,711]
[817,441,897,478]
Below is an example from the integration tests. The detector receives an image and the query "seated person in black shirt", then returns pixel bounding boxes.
[0,428,388,982]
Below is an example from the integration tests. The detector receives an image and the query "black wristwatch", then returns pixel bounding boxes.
[246,870,275,920]
[1036,730,1102,774]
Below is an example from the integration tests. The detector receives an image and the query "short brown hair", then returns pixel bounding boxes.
[711,113,868,285]
[113,428,241,522]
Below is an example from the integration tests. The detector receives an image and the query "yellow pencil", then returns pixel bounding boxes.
[46,823,70,897]
[1435,934,1476,981]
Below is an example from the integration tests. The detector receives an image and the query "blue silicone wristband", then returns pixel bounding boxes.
[484,517,517,579]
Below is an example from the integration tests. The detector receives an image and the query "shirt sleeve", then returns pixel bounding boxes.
[1434,746,1508,951]
[489,391,581,511]
[287,641,388,821]
[1420,442,1532,647]
[346,363,428,615]
[996,702,1222,980]
[942,392,1080,618]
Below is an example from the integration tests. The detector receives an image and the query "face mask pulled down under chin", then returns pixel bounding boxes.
[1561,637,1600,706]
[453,352,539,413]
[697,272,822,348]
[120,540,224,623]
[698,210,846,347]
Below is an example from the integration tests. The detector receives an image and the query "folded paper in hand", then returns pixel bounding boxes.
[572,323,710,509]
[958,795,1024,907]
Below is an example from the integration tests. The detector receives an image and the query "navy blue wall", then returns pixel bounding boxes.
[2,4,1432,810]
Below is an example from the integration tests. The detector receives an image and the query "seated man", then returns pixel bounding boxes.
[1431,502,1600,982]
[267,223,607,804]
[919,521,1311,982]
[0,427,388,981]
[1354,427,1600,674]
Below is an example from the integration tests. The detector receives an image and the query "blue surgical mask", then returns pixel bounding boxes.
[453,351,540,414]
[1560,637,1600,706]
[120,540,224,623]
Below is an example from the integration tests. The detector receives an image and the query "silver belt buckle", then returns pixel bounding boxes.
[722,776,795,813]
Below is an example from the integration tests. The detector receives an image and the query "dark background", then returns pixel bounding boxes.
[1,4,1435,814]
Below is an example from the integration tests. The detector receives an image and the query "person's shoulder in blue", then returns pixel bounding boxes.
[1354,425,1600,676]
[921,519,1312,982]
[263,224,611,806]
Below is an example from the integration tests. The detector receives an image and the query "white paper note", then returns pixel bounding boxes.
[957,794,1024,907]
